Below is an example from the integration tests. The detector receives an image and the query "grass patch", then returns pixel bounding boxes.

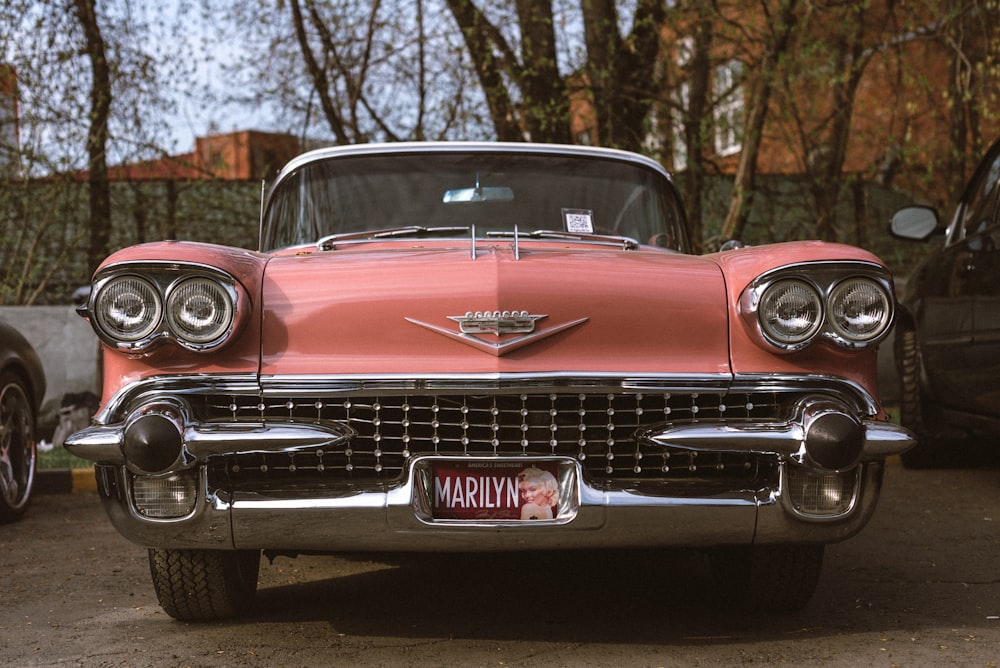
[37,445,90,470]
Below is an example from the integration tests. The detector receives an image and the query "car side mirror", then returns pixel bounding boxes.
[891,206,942,241]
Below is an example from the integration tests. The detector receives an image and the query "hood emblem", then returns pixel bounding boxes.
[450,310,542,335]
[406,311,588,356]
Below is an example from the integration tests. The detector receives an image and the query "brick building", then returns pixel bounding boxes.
[107,130,303,182]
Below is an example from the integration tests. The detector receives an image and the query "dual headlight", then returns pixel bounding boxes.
[89,267,241,352]
[744,267,894,351]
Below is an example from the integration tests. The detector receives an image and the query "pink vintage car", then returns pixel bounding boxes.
[68,142,913,620]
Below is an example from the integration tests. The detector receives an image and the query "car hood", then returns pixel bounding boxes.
[259,243,731,376]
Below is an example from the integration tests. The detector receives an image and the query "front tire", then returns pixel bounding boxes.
[149,548,261,621]
[0,372,37,524]
[897,327,948,468]
[709,544,824,612]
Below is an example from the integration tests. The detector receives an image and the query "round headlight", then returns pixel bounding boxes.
[828,278,892,342]
[94,275,162,342]
[758,279,823,347]
[166,277,234,345]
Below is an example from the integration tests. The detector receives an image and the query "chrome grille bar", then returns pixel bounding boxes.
[200,391,784,486]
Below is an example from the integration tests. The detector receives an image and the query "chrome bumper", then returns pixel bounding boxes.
[93,458,888,552]
[71,372,914,552]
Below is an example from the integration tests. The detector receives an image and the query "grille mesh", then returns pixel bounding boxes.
[196,391,785,488]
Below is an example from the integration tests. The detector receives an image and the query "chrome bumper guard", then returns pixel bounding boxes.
[78,418,910,553]
[67,373,914,552]
[93,458,888,552]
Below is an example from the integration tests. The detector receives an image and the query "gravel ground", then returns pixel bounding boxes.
[2,460,999,667]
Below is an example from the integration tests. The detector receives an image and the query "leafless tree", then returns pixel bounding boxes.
[72,0,112,273]
[446,0,666,150]
[717,0,799,243]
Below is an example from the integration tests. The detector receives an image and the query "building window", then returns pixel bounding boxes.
[713,60,744,157]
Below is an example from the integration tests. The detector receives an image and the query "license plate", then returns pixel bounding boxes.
[429,460,570,521]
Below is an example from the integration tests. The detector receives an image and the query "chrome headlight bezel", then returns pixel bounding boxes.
[92,274,164,344]
[826,276,893,344]
[756,278,824,349]
[741,262,895,353]
[165,277,237,346]
[87,263,244,353]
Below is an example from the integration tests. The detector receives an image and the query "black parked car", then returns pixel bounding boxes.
[0,319,46,522]
[892,138,1000,467]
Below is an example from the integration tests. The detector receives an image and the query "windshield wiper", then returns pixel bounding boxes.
[486,229,640,251]
[317,226,472,251]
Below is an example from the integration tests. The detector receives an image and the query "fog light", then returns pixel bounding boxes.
[132,472,198,518]
[786,466,857,517]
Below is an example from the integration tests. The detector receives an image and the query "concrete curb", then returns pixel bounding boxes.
[36,468,97,495]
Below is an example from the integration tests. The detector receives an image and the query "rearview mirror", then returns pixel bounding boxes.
[891,206,941,241]
[443,186,514,203]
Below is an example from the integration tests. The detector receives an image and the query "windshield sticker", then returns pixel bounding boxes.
[562,208,595,234]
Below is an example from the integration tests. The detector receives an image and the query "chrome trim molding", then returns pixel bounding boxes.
[84,371,884,426]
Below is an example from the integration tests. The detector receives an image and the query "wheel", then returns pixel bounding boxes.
[148,548,261,621]
[709,544,824,612]
[897,327,949,468]
[0,372,37,524]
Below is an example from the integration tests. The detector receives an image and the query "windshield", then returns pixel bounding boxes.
[261,150,690,253]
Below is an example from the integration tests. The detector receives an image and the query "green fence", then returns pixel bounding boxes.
[0,174,925,306]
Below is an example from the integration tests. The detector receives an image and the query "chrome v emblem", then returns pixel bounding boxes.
[405,313,588,356]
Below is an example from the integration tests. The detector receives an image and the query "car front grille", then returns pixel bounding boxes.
[195,390,788,490]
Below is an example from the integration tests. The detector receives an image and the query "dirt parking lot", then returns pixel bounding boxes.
[2,460,998,667]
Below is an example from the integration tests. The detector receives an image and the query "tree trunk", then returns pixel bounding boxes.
[446,0,524,141]
[678,9,713,251]
[289,0,351,144]
[73,0,112,276]
[515,0,570,143]
[720,0,799,243]
[583,0,665,151]
[446,0,663,148]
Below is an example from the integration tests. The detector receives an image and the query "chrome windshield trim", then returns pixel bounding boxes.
[268,141,674,198]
